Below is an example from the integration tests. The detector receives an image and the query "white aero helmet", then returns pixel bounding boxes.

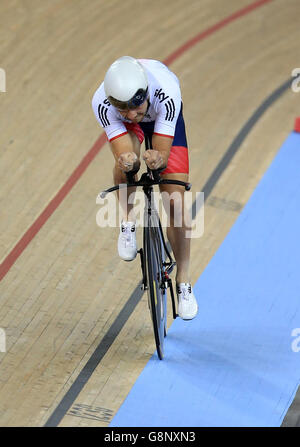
[104,56,148,110]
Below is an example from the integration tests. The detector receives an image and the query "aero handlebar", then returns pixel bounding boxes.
[99,169,191,199]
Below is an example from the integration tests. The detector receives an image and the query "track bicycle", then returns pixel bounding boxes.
[100,142,191,359]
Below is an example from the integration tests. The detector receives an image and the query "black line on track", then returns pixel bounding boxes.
[44,77,292,427]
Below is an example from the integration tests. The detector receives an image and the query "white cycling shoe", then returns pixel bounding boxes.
[118,221,137,261]
[177,283,198,320]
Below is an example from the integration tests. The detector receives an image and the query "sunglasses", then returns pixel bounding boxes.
[108,87,148,111]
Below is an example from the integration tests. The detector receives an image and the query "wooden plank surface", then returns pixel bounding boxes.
[0,0,299,427]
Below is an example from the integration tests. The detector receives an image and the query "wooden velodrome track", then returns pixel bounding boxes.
[0,0,299,427]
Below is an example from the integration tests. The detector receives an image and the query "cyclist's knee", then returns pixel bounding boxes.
[161,188,185,223]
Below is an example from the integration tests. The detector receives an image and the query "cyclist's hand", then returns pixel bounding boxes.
[118,152,139,172]
[143,150,166,170]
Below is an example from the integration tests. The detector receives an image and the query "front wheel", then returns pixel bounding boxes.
[145,220,167,360]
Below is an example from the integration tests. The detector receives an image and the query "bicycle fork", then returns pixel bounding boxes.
[138,249,177,319]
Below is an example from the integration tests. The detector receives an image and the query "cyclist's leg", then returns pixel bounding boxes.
[111,126,143,221]
[111,129,143,261]
[159,173,198,319]
[159,173,191,284]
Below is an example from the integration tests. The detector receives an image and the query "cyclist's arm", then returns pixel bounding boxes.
[110,133,141,172]
[150,133,173,168]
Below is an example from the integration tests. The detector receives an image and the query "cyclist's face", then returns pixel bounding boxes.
[117,100,148,123]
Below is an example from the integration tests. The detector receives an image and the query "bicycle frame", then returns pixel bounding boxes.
[100,166,191,358]
[139,176,177,320]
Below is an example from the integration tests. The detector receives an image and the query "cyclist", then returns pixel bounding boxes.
[92,56,198,320]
